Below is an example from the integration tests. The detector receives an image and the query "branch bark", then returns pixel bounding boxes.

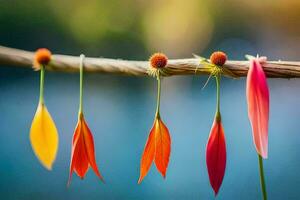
[0,45,300,78]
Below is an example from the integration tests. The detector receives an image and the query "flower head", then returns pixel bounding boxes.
[138,117,171,183]
[206,117,226,195]
[34,48,52,70]
[68,113,104,185]
[210,51,227,66]
[150,53,168,69]
[30,103,59,170]
[246,57,269,158]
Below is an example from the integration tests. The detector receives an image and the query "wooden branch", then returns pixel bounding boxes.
[0,45,300,78]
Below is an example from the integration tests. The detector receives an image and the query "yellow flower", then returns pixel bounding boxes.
[30,103,59,170]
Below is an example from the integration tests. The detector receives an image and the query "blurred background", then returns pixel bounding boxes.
[1,0,300,199]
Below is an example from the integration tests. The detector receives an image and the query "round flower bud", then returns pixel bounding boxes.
[34,48,52,66]
[210,51,227,66]
[149,53,168,68]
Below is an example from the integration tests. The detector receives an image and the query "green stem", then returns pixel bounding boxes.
[258,154,268,200]
[215,74,221,120]
[79,54,85,115]
[155,72,161,118]
[39,65,45,104]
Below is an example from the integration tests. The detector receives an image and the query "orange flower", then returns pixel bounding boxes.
[138,116,171,183]
[33,48,52,70]
[68,113,104,185]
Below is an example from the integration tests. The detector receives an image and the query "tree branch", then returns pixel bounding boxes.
[0,45,300,78]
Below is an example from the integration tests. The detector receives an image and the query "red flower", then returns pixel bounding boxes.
[206,117,226,195]
[246,57,269,158]
[68,113,104,185]
[138,117,171,183]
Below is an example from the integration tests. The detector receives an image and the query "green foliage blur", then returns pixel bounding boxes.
[1,0,300,59]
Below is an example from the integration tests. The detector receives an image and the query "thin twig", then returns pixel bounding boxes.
[0,45,300,78]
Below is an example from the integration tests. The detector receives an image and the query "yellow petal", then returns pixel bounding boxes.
[30,103,59,170]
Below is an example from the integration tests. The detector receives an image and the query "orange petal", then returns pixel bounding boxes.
[154,118,171,178]
[68,114,104,186]
[68,119,89,185]
[73,127,89,179]
[68,121,81,185]
[81,117,104,182]
[138,121,156,184]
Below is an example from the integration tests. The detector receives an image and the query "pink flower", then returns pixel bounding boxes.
[206,117,226,195]
[246,57,269,158]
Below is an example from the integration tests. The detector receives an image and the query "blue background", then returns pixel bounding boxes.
[1,70,300,199]
[1,0,300,199]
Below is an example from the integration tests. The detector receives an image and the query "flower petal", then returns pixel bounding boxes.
[70,120,90,180]
[30,103,59,170]
[68,115,104,185]
[81,117,104,181]
[68,121,81,185]
[246,59,269,158]
[206,119,226,195]
[138,121,156,184]
[154,119,171,178]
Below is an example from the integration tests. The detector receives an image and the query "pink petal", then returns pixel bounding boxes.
[246,58,269,158]
[206,119,226,195]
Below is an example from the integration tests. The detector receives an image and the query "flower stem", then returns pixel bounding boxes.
[39,65,45,104]
[258,154,267,200]
[79,54,85,115]
[215,74,221,121]
[155,72,161,118]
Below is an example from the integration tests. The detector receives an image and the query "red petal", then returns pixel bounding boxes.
[206,119,226,195]
[138,121,156,184]
[73,134,89,178]
[68,121,88,185]
[154,118,171,178]
[68,114,105,185]
[81,118,104,182]
[246,59,269,158]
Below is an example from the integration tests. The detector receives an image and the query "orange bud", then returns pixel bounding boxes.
[34,48,52,69]
[210,51,227,66]
[149,53,168,68]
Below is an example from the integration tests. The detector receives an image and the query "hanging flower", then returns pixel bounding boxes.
[138,53,171,184]
[30,102,59,170]
[68,113,104,184]
[205,51,227,195]
[246,56,269,159]
[68,55,104,185]
[30,48,59,170]
[206,116,226,195]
